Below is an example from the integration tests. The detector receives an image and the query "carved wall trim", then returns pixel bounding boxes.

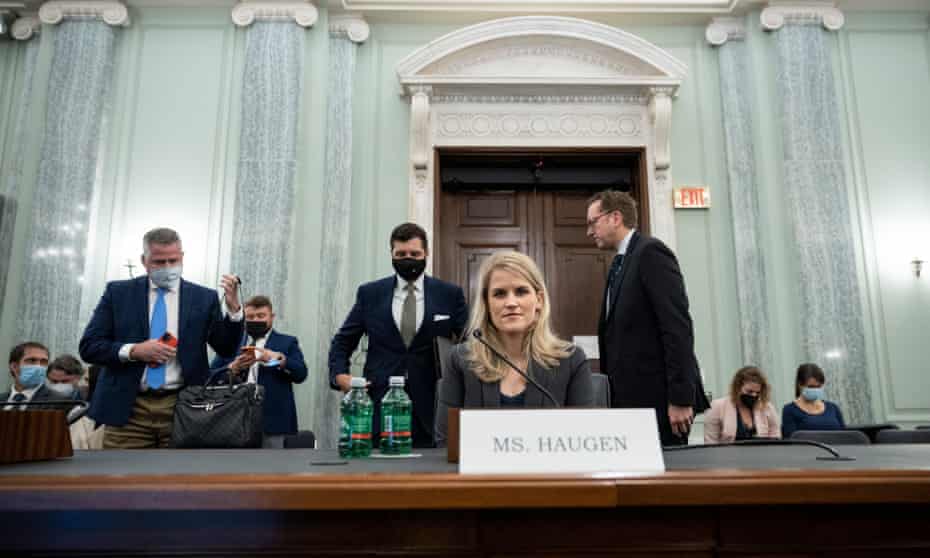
[329,14,369,43]
[705,17,745,46]
[760,2,845,31]
[11,14,40,40]
[38,1,130,26]
[231,1,318,28]
[396,16,685,250]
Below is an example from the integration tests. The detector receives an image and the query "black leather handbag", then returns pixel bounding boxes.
[171,370,264,448]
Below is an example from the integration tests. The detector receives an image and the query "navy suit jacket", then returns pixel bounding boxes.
[598,231,709,446]
[328,275,468,446]
[210,330,308,435]
[79,276,243,426]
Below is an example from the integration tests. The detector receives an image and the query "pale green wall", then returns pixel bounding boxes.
[0,8,927,431]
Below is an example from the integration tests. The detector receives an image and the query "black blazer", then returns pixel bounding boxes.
[328,275,468,446]
[434,342,595,447]
[598,231,709,440]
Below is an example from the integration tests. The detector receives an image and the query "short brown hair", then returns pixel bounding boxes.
[588,190,638,229]
[48,354,84,377]
[728,365,771,405]
[244,295,273,312]
[8,342,49,365]
[390,222,428,252]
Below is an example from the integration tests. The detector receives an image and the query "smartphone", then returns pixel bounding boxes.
[240,345,256,354]
[159,332,178,348]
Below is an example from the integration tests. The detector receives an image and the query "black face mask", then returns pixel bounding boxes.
[739,393,759,409]
[392,257,426,282]
[245,320,271,340]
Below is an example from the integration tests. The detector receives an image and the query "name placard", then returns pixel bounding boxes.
[459,409,664,475]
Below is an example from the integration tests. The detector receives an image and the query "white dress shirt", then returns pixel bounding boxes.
[4,384,41,410]
[245,330,271,385]
[392,273,425,337]
[118,279,243,391]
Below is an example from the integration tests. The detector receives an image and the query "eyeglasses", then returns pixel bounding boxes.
[586,211,614,228]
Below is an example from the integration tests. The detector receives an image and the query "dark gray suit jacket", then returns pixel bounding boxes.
[1,385,77,410]
[434,342,594,446]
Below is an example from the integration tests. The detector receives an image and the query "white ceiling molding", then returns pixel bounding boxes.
[38,1,130,26]
[760,1,844,31]
[705,16,745,45]
[395,15,687,252]
[231,1,318,27]
[11,13,40,39]
[343,0,751,13]
[329,13,369,42]
[397,15,686,93]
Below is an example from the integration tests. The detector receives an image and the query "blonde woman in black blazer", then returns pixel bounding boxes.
[434,251,594,446]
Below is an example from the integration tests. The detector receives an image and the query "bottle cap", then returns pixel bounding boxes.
[350,377,366,388]
[389,376,405,387]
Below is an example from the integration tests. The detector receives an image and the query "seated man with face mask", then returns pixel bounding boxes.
[45,355,85,400]
[2,342,73,410]
[210,295,308,448]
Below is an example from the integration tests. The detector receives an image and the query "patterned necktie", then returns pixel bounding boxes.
[147,287,168,389]
[400,283,417,347]
[607,253,624,307]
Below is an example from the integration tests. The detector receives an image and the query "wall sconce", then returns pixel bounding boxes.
[913,258,925,278]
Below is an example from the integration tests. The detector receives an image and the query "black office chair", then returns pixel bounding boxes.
[875,429,930,444]
[790,429,870,445]
[283,430,316,449]
[591,373,610,408]
[433,336,454,380]
[916,425,930,430]
[845,423,899,443]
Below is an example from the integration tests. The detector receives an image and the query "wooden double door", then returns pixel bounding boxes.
[437,189,611,341]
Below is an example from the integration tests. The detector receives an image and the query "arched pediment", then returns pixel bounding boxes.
[397,16,686,92]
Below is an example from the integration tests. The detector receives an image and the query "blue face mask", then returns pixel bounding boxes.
[18,365,47,389]
[801,387,824,402]
[150,266,182,289]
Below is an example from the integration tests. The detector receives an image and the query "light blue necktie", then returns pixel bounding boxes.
[147,287,167,390]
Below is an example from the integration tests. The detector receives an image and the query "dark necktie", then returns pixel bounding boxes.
[607,253,624,307]
[12,393,26,403]
[400,283,417,347]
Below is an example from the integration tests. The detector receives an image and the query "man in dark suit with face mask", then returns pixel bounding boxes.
[329,223,468,448]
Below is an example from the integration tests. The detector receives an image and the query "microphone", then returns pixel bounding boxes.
[471,330,560,408]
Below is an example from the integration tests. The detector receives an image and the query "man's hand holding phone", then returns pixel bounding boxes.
[229,346,258,375]
[130,332,178,365]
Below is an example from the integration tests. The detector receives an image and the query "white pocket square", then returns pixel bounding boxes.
[433,314,450,322]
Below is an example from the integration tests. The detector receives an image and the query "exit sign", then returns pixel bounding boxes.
[674,186,711,209]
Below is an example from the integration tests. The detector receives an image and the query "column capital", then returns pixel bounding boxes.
[705,17,746,46]
[760,2,844,32]
[231,1,318,28]
[329,14,369,43]
[11,14,40,40]
[38,1,130,27]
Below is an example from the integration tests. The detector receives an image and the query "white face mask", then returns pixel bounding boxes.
[150,266,182,289]
[45,381,77,398]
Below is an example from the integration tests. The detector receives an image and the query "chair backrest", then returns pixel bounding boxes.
[283,430,316,449]
[916,425,930,430]
[790,429,870,445]
[875,429,930,444]
[591,373,610,408]
[434,336,454,379]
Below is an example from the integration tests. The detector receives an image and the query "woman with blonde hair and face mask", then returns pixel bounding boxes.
[434,251,594,446]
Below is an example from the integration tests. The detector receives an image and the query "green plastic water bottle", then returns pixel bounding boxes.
[338,377,372,458]
[380,376,412,455]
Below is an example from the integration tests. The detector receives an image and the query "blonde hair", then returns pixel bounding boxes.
[465,251,572,382]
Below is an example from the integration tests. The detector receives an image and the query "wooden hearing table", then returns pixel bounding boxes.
[2,445,930,556]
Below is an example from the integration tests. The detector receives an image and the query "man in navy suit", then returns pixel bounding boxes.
[329,223,468,448]
[587,191,708,447]
[79,228,244,448]
[210,295,308,448]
